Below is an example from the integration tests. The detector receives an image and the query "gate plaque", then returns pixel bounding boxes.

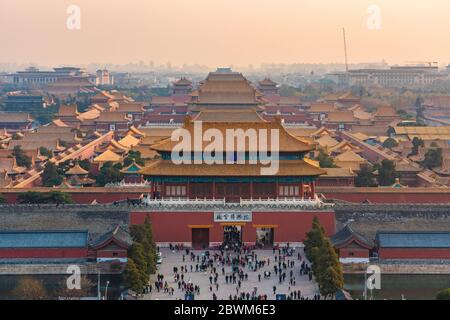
[214,212,252,222]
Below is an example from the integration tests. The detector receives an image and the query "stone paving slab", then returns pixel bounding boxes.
[144,248,319,301]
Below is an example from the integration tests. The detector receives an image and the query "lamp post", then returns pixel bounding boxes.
[104,281,110,300]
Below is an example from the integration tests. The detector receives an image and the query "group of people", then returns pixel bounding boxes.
[150,243,321,300]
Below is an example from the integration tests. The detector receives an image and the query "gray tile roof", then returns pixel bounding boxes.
[376,232,450,248]
[0,230,88,248]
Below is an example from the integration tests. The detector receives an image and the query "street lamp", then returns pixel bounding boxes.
[104,281,110,300]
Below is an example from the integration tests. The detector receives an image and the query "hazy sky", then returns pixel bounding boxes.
[1,0,450,67]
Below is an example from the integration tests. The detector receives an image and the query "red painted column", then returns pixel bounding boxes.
[151,180,156,198]
[300,182,304,199]
[311,181,315,198]
[275,179,279,198]
[187,179,190,199]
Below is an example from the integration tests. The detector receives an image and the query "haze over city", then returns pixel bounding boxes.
[1,0,450,67]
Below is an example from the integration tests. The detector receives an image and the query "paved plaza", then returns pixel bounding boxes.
[145,247,319,300]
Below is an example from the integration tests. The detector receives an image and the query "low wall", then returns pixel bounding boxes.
[2,187,450,205]
[319,187,450,204]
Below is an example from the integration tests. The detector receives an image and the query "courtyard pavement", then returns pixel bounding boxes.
[144,247,319,300]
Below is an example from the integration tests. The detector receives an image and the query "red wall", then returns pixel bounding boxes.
[340,247,370,258]
[319,188,450,204]
[0,248,88,259]
[130,210,335,245]
[378,248,450,260]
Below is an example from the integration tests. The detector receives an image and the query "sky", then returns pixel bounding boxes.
[1,0,450,67]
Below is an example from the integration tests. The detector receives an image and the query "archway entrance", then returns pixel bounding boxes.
[256,228,274,248]
[192,228,209,249]
[223,225,242,249]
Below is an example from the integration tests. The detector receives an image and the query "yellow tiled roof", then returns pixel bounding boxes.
[93,150,122,163]
[118,134,140,148]
[140,159,325,177]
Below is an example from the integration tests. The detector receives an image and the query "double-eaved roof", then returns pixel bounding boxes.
[140,159,325,177]
[150,117,314,153]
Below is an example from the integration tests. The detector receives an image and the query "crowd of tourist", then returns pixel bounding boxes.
[149,243,321,300]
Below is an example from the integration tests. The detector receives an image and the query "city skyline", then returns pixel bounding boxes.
[1,0,450,67]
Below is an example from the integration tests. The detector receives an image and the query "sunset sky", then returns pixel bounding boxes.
[1,0,450,67]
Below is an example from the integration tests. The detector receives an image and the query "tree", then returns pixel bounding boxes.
[130,218,157,275]
[378,159,397,186]
[409,137,424,157]
[96,162,123,186]
[42,162,63,187]
[382,138,398,149]
[0,194,6,204]
[415,96,425,122]
[56,277,95,300]
[355,164,377,187]
[124,150,145,167]
[436,288,450,300]
[304,216,326,263]
[422,148,443,169]
[46,190,74,204]
[12,146,32,169]
[17,191,73,204]
[122,259,145,294]
[11,277,47,300]
[128,243,149,286]
[39,147,53,158]
[316,149,336,168]
[319,265,344,299]
[303,217,344,299]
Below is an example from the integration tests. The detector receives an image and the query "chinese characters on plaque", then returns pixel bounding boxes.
[214,212,252,222]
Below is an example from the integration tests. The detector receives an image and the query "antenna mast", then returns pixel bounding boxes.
[343,28,349,72]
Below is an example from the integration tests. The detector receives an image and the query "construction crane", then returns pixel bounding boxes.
[343,28,349,72]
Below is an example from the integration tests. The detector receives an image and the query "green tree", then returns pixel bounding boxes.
[378,159,397,186]
[0,194,6,204]
[316,149,336,168]
[42,162,63,187]
[122,259,145,294]
[422,148,443,169]
[11,276,47,300]
[128,243,149,285]
[436,288,450,300]
[96,162,123,186]
[409,137,424,157]
[130,218,157,275]
[12,146,32,169]
[17,191,73,204]
[355,164,377,187]
[304,217,344,299]
[39,147,53,158]
[46,191,74,204]
[319,265,344,299]
[415,96,424,121]
[382,138,398,149]
[304,216,326,263]
[124,150,145,167]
